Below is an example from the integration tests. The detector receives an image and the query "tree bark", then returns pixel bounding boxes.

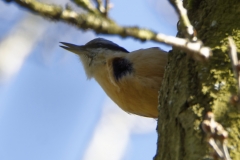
[155,0,240,159]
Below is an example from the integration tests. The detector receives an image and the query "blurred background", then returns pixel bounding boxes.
[0,0,177,160]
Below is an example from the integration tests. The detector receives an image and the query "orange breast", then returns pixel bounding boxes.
[94,48,167,118]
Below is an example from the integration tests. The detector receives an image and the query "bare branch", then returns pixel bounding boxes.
[72,0,101,15]
[94,0,105,13]
[156,34,211,61]
[167,0,212,60]
[93,0,110,16]
[201,112,231,160]
[228,37,240,93]
[4,0,211,60]
[228,37,240,108]
[104,0,110,16]
[169,0,197,41]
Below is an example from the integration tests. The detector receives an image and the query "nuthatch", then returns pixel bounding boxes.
[60,38,168,118]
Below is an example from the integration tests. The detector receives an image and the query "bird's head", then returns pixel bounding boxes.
[60,38,129,78]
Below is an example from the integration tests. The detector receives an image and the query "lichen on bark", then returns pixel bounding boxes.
[155,0,240,159]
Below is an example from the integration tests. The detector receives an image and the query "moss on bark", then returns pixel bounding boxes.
[155,0,240,159]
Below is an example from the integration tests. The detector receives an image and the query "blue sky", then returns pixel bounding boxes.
[0,0,177,160]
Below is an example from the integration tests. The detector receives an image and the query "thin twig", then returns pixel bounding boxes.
[208,138,224,158]
[156,33,211,61]
[94,0,110,16]
[104,0,110,16]
[72,0,99,15]
[168,0,211,61]
[228,37,240,94]
[169,0,197,41]
[95,0,105,13]
[201,112,231,160]
[228,37,240,107]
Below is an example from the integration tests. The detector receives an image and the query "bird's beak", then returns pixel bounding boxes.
[59,42,85,54]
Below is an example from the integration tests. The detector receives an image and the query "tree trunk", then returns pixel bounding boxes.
[155,0,240,159]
